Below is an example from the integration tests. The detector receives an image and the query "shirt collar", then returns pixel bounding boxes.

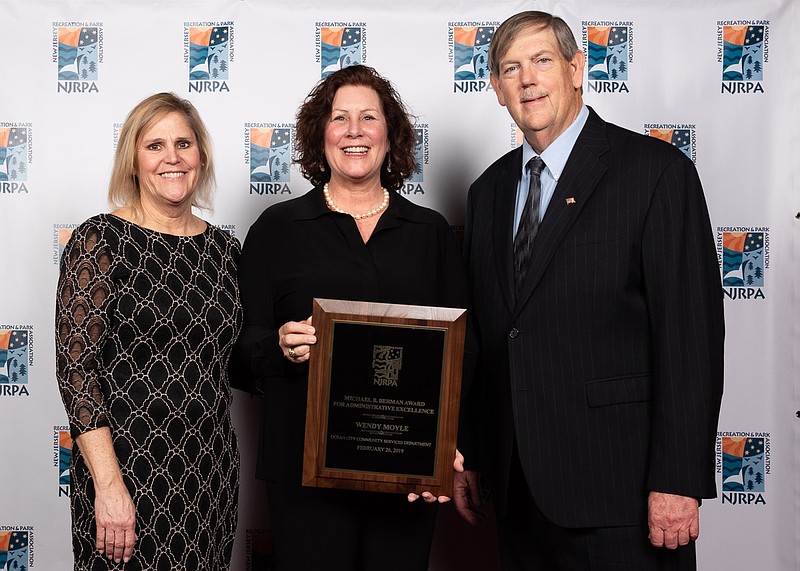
[288,186,331,221]
[520,104,589,182]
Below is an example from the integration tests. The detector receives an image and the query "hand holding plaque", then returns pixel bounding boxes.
[303,298,466,496]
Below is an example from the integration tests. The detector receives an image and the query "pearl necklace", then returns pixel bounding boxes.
[323,183,390,220]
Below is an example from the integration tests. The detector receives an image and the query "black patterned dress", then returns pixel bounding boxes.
[55,214,242,570]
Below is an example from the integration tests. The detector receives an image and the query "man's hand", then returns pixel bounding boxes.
[407,450,469,504]
[450,450,485,525]
[647,491,699,549]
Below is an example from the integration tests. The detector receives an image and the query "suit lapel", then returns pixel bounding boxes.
[492,148,523,313]
[514,110,610,315]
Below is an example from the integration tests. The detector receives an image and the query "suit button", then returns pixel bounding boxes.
[508,328,519,339]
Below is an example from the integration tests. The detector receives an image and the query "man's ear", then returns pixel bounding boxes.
[570,50,586,90]
[490,74,507,107]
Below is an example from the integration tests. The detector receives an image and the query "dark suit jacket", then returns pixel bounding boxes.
[464,108,724,528]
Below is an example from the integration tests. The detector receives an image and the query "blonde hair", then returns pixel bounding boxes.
[108,92,215,212]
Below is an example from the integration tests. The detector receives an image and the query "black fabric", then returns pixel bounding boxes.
[499,449,697,571]
[56,214,242,570]
[266,481,438,571]
[464,107,724,528]
[236,187,471,481]
[234,187,472,567]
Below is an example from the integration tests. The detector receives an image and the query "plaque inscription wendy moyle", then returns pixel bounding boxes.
[303,298,466,495]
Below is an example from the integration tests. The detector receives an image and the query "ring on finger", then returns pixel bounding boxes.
[288,347,297,359]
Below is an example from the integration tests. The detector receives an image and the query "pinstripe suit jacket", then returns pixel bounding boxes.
[464,108,724,528]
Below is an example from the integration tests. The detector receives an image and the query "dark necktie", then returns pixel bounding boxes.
[513,157,545,292]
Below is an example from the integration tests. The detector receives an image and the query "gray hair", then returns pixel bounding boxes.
[489,11,580,77]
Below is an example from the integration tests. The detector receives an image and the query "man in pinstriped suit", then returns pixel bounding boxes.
[454,11,724,570]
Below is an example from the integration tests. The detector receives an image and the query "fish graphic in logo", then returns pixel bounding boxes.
[0,531,30,569]
[722,25,764,82]
[189,26,230,80]
[722,231,764,287]
[250,128,291,183]
[453,26,493,81]
[57,27,98,81]
[721,437,764,493]
[320,26,363,78]
[586,26,629,81]
[0,330,29,384]
[0,128,28,182]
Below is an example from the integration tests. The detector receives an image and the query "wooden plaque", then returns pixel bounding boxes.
[303,298,466,495]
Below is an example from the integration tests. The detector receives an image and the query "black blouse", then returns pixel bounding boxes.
[234,186,470,482]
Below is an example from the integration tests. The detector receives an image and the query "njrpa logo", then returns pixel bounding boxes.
[401,126,427,195]
[0,327,32,396]
[372,345,403,387]
[316,23,367,79]
[717,227,768,300]
[718,21,769,94]
[53,224,77,265]
[449,22,496,93]
[53,23,103,93]
[0,527,33,569]
[583,21,633,94]
[217,224,237,239]
[0,124,32,193]
[184,22,234,93]
[717,432,769,506]
[244,124,293,196]
[55,426,72,497]
[644,124,696,163]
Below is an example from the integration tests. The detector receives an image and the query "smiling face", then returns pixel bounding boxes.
[323,84,389,189]
[135,111,201,211]
[490,25,585,154]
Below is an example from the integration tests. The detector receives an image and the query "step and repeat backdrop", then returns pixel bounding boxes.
[1,0,797,569]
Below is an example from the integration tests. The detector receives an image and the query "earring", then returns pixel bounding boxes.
[320,163,326,172]
[386,157,392,173]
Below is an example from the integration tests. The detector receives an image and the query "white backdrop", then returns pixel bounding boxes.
[0,0,797,569]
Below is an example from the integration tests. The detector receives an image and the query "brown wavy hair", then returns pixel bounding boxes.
[295,65,416,191]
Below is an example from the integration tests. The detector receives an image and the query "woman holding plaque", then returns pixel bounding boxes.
[234,65,471,570]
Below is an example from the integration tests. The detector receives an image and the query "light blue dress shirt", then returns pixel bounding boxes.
[513,105,590,236]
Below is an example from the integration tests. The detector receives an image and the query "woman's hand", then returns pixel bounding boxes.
[94,479,137,563]
[278,316,316,362]
[74,427,137,563]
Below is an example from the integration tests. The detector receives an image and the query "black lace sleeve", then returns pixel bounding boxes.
[55,219,114,438]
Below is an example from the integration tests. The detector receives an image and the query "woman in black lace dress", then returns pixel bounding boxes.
[55,92,241,570]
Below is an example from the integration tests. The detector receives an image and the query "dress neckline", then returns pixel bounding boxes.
[106,212,210,239]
